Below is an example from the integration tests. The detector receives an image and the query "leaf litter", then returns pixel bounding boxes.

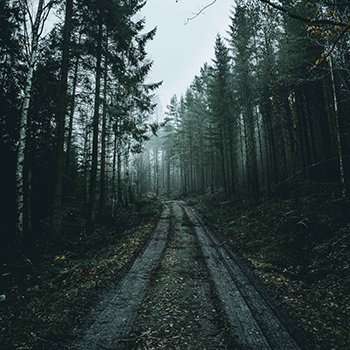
[132,203,235,349]
[0,201,162,350]
[195,182,350,350]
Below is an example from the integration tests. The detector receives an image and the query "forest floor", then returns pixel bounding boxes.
[55,201,308,350]
[131,202,236,350]
[1,181,349,350]
[193,181,350,350]
[0,199,163,350]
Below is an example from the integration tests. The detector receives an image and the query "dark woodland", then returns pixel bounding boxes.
[1,0,350,349]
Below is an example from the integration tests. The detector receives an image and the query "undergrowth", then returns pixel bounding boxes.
[194,181,350,350]
[0,199,162,350]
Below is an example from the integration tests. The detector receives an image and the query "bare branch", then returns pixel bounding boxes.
[184,0,217,25]
[38,0,55,37]
[23,0,34,30]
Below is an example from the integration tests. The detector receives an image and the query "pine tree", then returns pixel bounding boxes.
[228,5,259,196]
[208,35,235,198]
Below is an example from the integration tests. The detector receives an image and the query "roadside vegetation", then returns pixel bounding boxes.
[0,199,162,350]
[1,183,349,350]
[193,181,350,350]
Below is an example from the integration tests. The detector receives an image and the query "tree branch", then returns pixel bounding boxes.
[181,0,349,28]
[310,22,350,71]
[259,0,348,27]
[184,0,217,25]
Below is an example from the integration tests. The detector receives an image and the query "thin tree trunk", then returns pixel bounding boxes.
[290,88,299,200]
[111,131,117,215]
[210,123,214,194]
[138,152,143,200]
[228,121,236,195]
[329,55,346,199]
[117,146,123,206]
[83,125,91,204]
[87,10,103,234]
[240,115,247,189]
[265,34,286,183]
[247,108,259,197]
[23,125,32,242]
[155,147,159,197]
[261,111,271,194]
[16,0,45,237]
[257,110,265,188]
[219,127,227,198]
[100,50,108,209]
[167,149,171,197]
[66,31,82,173]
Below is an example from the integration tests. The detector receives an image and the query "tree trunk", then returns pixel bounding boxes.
[111,131,117,215]
[16,0,45,238]
[167,149,171,197]
[87,11,103,234]
[265,34,286,184]
[155,146,159,197]
[117,146,123,206]
[52,0,73,238]
[219,127,227,198]
[210,123,214,194]
[100,52,108,209]
[329,55,346,199]
[247,108,259,197]
[261,110,271,194]
[228,121,236,195]
[290,88,299,200]
[66,32,82,173]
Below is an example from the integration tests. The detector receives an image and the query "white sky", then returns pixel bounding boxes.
[140,0,235,110]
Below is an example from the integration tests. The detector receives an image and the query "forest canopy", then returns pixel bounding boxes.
[1,0,349,260]
[156,0,349,199]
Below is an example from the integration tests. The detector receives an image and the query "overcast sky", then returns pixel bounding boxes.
[139,0,234,111]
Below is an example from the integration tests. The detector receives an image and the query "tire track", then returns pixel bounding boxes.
[72,204,171,350]
[180,202,302,350]
[132,202,234,349]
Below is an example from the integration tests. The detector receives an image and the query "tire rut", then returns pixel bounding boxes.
[132,202,234,349]
[180,201,303,350]
[71,204,171,350]
[70,201,307,350]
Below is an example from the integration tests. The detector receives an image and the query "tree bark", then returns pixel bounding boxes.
[100,51,108,209]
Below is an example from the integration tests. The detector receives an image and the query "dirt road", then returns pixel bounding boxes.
[71,201,309,350]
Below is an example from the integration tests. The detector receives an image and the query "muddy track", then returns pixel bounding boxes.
[180,201,304,350]
[72,204,171,349]
[70,201,309,350]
